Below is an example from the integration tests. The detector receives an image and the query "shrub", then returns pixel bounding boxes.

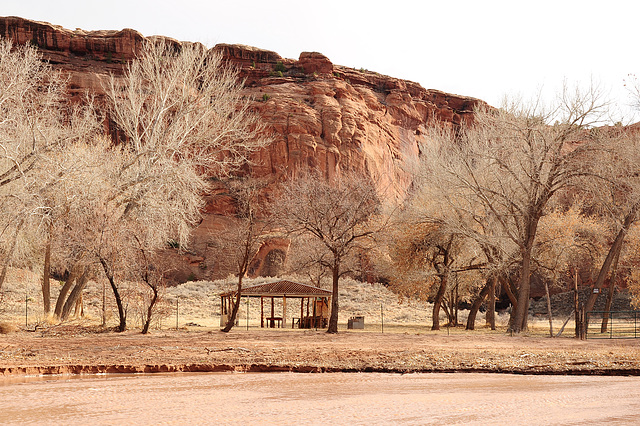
[274,61,286,73]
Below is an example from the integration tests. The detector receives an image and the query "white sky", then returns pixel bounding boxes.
[4,0,640,121]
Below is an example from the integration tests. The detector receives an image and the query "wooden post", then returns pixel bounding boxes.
[270,297,275,328]
[579,304,586,340]
[300,297,304,328]
[574,269,580,338]
[283,296,287,328]
[260,296,264,328]
[312,297,317,329]
[220,296,224,327]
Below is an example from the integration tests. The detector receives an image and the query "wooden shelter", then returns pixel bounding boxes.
[220,281,331,329]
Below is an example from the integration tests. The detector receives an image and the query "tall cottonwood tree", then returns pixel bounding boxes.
[419,86,610,333]
[386,203,486,330]
[273,170,380,333]
[390,223,456,330]
[94,41,268,331]
[386,175,501,330]
[0,38,99,306]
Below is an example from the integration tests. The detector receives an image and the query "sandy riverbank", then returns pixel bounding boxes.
[1,327,639,377]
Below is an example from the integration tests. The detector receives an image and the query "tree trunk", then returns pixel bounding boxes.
[60,272,89,321]
[574,271,580,338]
[73,293,83,317]
[222,275,243,333]
[326,256,340,334]
[54,268,78,318]
[0,218,24,293]
[466,278,491,330]
[510,211,543,334]
[601,249,621,333]
[486,276,496,330]
[511,244,533,333]
[431,274,448,331]
[544,278,553,337]
[501,276,517,307]
[41,234,52,314]
[142,285,159,335]
[442,297,452,326]
[100,257,126,332]
[584,208,634,316]
[453,284,459,326]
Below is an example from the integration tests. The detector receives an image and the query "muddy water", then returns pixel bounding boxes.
[1,373,639,425]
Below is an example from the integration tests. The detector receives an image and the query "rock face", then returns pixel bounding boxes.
[0,16,486,283]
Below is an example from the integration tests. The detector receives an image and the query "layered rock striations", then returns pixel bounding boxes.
[0,16,485,282]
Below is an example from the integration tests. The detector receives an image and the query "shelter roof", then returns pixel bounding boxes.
[221,280,331,298]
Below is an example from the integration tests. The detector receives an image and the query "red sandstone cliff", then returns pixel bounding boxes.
[0,16,486,282]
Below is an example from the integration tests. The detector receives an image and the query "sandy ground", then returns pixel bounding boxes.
[1,326,639,377]
[2,270,640,378]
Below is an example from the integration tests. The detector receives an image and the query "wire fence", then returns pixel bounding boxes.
[586,311,640,339]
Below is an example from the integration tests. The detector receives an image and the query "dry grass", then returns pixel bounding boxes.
[0,269,452,331]
[0,321,17,334]
[0,267,574,336]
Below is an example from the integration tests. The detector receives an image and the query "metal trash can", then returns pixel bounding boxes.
[348,316,364,329]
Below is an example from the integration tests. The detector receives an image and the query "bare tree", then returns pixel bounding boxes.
[387,211,485,330]
[93,41,269,331]
[218,177,271,332]
[0,39,98,296]
[532,206,608,336]
[390,223,456,330]
[580,91,640,319]
[419,85,610,333]
[272,169,381,333]
[131,234,167,335]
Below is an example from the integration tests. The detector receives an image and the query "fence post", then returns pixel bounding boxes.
[610,311,613,339]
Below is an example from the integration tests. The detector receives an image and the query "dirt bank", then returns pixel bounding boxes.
[2,327,639,378]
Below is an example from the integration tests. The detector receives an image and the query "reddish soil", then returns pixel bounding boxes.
[1,327,639,377]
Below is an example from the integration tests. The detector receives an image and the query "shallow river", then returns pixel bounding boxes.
[1,372,639,425]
